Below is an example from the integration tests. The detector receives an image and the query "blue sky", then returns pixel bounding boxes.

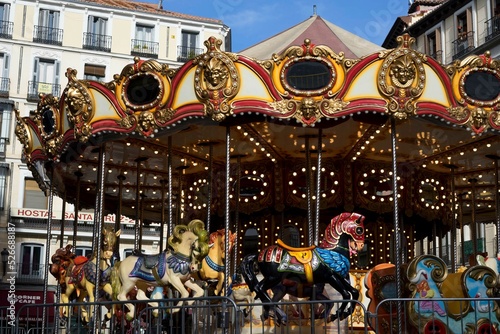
[149,0,409,52]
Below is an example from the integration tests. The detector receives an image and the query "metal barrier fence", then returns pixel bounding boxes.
[2,296,499,333]
[0,297,367,334]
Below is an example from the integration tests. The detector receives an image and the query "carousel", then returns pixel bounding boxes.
[13,34,500,333]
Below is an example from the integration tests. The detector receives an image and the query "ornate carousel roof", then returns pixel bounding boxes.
[14,35,500,238]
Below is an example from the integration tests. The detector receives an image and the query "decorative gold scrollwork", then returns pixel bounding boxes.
[64,68,94,142]
[320,98,350,115]
[194,37,240,122]
[155,108,176,125]
[378,34,426,119]
[14,108,32,162]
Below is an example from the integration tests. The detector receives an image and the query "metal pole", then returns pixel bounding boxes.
[390,117,403,334]
[92,146,106,334]
[73,171,83,248]
[207,143,213,233]
[233,155,242,272]
[42,164,54,333]
[314,130,322,246]
[459,193,466,266]
[469,178,478,255]
[486,155,500,256]
[134,157,147,250]
[60,192,66,248]
[168,136,173,236]
[305,136,313,246]
[160,179,166,251]
[444,164,457,272]
[222,126,231,334]
[115,174,125,261]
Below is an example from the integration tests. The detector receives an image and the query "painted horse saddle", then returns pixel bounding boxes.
[276,239,319,283]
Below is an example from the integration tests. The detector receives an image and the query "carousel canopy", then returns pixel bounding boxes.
[15,35,500,238]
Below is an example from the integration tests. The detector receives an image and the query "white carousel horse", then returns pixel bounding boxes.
[111,219,209,320]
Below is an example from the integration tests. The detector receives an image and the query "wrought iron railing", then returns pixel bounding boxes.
[0,20,13,39]
[0,77,10,97]
[27,81,61,101]
[33,25,63,46]
[82,32,112,52]
[15,263,45,284]
[485,15,500,42]
[451,31,475,60]
[177,45,204,62]
[130,39,159,58]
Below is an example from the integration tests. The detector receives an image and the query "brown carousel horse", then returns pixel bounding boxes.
[242,212,365,325]
[194,229,237,296]
[111,219,209,320]
[50,227,120,322]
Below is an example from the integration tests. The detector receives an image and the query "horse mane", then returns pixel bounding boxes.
[168,219,209,258]
[319,212,365,250]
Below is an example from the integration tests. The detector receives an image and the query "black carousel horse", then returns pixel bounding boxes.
[241,212,365,325]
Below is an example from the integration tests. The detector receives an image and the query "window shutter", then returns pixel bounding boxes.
[32,58,39,83]
[3,53,9,78]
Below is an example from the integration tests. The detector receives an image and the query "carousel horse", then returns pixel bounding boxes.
[194,229,237,296]
[271,281,330,319]
[229,267,260,324]
[50,227,120,322]
[111,219,209,320]
[241,212,365,325]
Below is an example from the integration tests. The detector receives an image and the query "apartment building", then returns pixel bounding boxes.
[384,0,500,63]
[0,0,229,302]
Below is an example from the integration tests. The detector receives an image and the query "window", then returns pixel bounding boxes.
[34,9,62,45]
[29,58,61,100]
[456,10,472,39]
[0,53,10,95]
[178,31,200,61]
[494,0,500,16]
[0,103,11,157]
[20,243,43,277]
[75,247,93,258]
[135,24,153,42]
[84,64,105,81]
[425,29,442,62]
[0,3,11,38]
[84,16,110,51]
[0,163,8,210]
[123,248,145,259]
[24,179,47,209]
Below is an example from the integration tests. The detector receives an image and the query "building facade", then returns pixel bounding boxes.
[0,0,229,296]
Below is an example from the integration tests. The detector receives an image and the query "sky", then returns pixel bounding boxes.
[147,0,409,52]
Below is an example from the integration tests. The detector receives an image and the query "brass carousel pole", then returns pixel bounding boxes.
[233,155,242,274]
[444,164,458,272]
[167,136,173,237]
[42,163,54,334]
[134,157,147,251]
[139,193,146,250]
[469,178,478,256]
[207,143,213,233]
[459,193,466,266]
[390,117,403,334]
[73,171,83,248]
[222,126,231,331]
[305,136,313,245]
[314,129,322,245]
[92,146,107,334]
[176,165,188,224]
[115,174,125,260]
[160,179,167,251]
[486,155,500,256]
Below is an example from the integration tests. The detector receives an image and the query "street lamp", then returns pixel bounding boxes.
[1,248,8,277]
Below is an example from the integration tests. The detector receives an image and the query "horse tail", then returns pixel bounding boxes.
[110,260,121,300]
[241,254,259,293]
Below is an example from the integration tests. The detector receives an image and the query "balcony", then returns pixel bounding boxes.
[0,20,13,39]
[485,16,500,42]
[131,39,159,59]
[27,81,61,102]
[33,25,63,46]
[177,45,204,62]
[452,31,475,61]
[16,263,45,284]
[83,32,112,52]
[0,77,9,97]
